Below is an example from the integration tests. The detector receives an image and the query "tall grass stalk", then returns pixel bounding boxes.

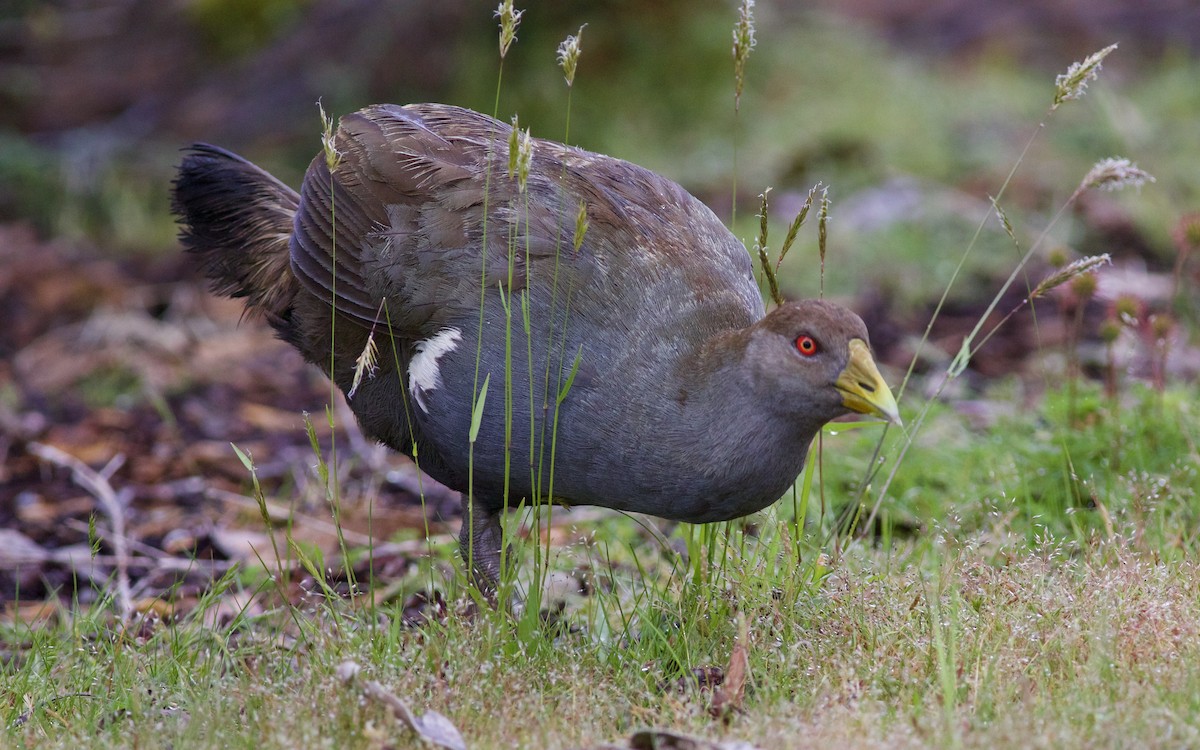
[507,23,589,608]
[750,184,834,562]
[857,45,1149,540]
[313,102,361,606]
[460,2,521,594]
[504,117,536,619]
[229,443,312,643]
[730,0,755,226]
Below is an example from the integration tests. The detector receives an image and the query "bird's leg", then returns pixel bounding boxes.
[458,493,507,593]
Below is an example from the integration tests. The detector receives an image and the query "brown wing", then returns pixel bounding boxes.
[290,105,468,328]
[289,103,761,343]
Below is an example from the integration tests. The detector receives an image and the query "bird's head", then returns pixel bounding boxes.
[748,299,901,427]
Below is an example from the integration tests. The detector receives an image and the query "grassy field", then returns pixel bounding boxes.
[8,378,1200,749]
[5,2,1200,748]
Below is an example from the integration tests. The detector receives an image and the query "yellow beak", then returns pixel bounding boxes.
[835,339,902,425]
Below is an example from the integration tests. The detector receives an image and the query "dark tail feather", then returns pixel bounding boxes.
[171,144,300,321]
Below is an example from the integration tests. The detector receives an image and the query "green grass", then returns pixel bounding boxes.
[7,382,1200,748]
[816,381,1200,551]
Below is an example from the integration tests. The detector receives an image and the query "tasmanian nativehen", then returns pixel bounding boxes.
[172,103,900,588]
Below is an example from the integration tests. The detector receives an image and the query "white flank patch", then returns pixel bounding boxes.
[409,327,462,414]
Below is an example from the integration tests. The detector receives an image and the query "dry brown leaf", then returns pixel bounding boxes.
[710,613,749,719]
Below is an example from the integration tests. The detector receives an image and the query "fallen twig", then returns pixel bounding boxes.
[337,660,467,750]
[29,442,133,621]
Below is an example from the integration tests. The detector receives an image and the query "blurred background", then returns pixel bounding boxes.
[2,0,1198,600]
[3,1,1198,255]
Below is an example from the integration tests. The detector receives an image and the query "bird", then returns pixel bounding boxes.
[172,103,900,589]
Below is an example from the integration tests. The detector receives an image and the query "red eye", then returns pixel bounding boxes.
[796,335,818,356]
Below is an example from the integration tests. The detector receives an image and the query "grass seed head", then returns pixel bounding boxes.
[557,25,586,87]
[1031,254,1110,300]
[1053,43,1117,110]
[317,100,341,171]
[991,197,1017,246]
[347,329,378,400]
[508,115,520,179]
[516,127,533,193]
[503,116,533,191]
[732,0,756,111]
[817,187,831,267]
[496,1,523,60]
[1078,157,1155,195]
